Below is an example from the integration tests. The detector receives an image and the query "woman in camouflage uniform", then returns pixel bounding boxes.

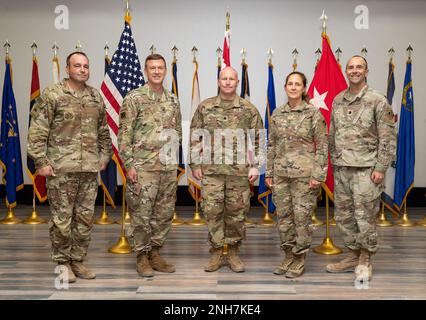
[265,72,328,278]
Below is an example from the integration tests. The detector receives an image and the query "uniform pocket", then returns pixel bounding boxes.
[358,104,375,129]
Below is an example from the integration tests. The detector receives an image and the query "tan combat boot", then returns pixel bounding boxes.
[285,253,306,278]
[70,261,96,279]
[204,247,223,272]
[60,263,76,283]
[326,249,360,273]
[355,249,373,281]
[136,252,154,277]
[227,244,245,273]
[273,247,294,275]
[149,247,175,273]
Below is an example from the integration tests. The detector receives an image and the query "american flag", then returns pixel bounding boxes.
[100,20,145,179]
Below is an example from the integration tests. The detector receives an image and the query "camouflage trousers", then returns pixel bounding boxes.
[126,170,177,254]
[334,166,382,253]
[272,176,318,255]
[201,174,251,248]
[46,172,98,264]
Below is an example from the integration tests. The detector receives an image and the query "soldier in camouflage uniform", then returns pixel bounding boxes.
[27,52,112,283]
[118,54,182,278]
[190,67,264,273]
[326,56,396,282]
[265,72,328,278]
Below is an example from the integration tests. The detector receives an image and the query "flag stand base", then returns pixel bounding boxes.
[108,236,132,254]
[313,237,343,255]
[172,211,185,226]
[23,209,47,225]
[416,216,426,227]
[258,212,275,226]
[245,217,256,225]
[312,211,324,226]
[95,210,116,225]
[376,212,393,227]
[0,208,22,225]
[397,213,416,227]
[187,212,206,226]
[116,211,131,225]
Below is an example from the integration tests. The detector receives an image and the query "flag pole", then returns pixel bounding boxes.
[314,193,342,255]
[0,41,22,225]
[257,49,275,227]
[240,48,255,226]
[24,186,47,224]
[313,11,342,254]
[24,42,47,225]
[170,45,185,226]
[187,46,205,227]
[258,193,275,226]
[186,186,205,226]
[377,48,397,228]
[396,45,415,228]
[95,42,116,225]
[377,201,393,227]
[95,189,116,225]
[311,188,324,226]
[108,184,131,253]
[108,0,133,253]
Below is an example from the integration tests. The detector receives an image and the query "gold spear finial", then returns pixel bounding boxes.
[31,41,38,58]
[75,40,82,52]
[406,44,413,59]
[335,47,342,61]
[315,48,322,59]
[292,48,299,71]
[320,10,328,35]
[267,48,274,65]
[4,39,11,58]
[104,41,109,57]
[216,46,222,67]
[388,47,395,62]
[226,11,230,31]
[124,0,132,24]
[192,45,198,62]
[361,45,368,58]
[216,46,223,57]
[52,41,59,58]
[172,45,178,62]
[241,48,247,64]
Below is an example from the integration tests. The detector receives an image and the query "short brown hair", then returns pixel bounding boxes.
[144,54,166,68]
[66,51,89,66]
[346,55,368,70]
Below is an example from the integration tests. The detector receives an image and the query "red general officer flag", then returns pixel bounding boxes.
[307,33,348,199]
[27,57,47,202]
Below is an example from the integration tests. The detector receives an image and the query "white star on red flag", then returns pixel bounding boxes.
[310,87,329,111]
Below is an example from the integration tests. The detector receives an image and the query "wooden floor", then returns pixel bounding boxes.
[0,206,425,300]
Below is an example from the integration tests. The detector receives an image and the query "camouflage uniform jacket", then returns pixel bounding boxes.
[27,79,112,173]
[266,100,328,181]
[329,85,396,173]
[118,84,182,172]
[189,95,264,176]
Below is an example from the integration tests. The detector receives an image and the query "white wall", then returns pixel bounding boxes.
[0,0,425,186]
